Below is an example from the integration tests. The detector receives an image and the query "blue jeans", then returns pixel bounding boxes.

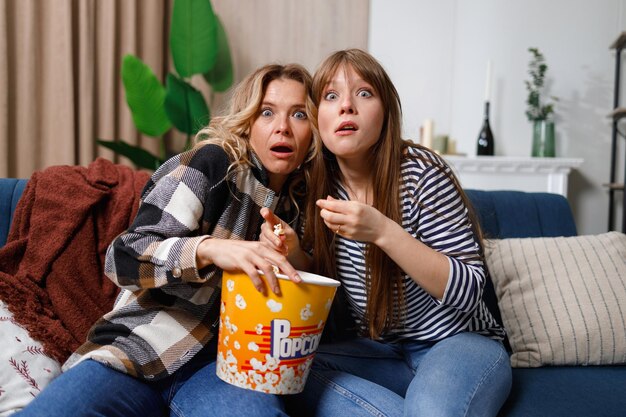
[16,341,287,417]
[291,332,512,417]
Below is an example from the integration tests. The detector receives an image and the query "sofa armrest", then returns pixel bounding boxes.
[0,179,28,247]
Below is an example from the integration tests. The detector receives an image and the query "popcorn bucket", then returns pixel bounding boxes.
[216,270,340,394]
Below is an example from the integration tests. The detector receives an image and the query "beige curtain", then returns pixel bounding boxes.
[0,0,368,179]
[0,0,170,178]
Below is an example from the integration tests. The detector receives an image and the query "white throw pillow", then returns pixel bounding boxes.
[0,299,62,415]
[485,232,626,368]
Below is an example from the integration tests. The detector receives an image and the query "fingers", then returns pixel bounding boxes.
[242,266,267,296]
[260,207,277,225]
[273,257,302,284]
[317,199,345,231]
[316,197,340,211]
[239,255,282,296]
[257,263,280,296]
[260,207,284,235]
[260,208,287,252]
[248,243,301,295]
[316,196,351,219]
[210,239,299,295]
[256,261,301,296]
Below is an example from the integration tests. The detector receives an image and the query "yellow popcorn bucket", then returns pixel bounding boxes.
[216,270,340,394]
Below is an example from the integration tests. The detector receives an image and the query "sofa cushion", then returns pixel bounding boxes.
[501,366,626,417]
[465,189,578,340]
[485,232,626,367]
[0,299,62,415]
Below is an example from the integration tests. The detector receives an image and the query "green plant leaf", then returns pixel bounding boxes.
[97,139,163,170]
[121,55,172,137]
[203,15,234,92]
[164,73,210,135]
[525,47,556,122]
[170,0,219,78]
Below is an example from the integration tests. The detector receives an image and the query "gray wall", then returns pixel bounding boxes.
[369,0,626,234]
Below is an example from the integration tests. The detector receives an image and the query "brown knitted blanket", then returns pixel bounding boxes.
[0,158,150,363]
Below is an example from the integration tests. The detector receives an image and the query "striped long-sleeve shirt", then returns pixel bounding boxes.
[334,146,504,342]
[63,144,302,380]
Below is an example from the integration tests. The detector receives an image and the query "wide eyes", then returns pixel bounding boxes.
[293,111,307,120]
[260,108,307,120]
[323,89,373,101]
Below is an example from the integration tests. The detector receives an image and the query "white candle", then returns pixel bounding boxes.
[484,60,492,102]
[422,119,434,148]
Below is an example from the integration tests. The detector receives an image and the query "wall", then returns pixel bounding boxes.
[172,0,369,153]
[369,0,626,234]
[209,0,369,112]
[0,0,369,178]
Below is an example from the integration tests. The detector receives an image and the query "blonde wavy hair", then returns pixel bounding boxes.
[194,64,320,220]
[194,63,319,173]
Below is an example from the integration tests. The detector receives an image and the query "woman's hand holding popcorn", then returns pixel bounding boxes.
[259,208,311,272]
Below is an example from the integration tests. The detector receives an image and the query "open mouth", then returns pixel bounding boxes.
[336,121,358,132]
[270,144,294,154]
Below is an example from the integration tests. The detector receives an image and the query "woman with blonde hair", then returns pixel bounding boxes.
[293,49,512,417]
[18,63,317,417]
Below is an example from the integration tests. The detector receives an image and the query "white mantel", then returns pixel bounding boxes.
[443,156,584,198]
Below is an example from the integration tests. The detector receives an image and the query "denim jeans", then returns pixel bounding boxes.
[16,340,288,417]
[291,332,512,417]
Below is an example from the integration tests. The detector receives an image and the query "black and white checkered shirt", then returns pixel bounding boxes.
[64,144,302,380]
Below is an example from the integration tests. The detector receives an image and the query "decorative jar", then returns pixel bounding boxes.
[532,120,555,157]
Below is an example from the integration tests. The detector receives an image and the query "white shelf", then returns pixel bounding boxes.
[443,156,583,198]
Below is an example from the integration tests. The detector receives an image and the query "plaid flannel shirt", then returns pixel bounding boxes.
[63,144,301,380]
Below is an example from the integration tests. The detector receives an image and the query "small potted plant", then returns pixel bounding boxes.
[525,47,558,157]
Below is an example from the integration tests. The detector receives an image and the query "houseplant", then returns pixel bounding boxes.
[525,47,557,157]
[97,0,233,170]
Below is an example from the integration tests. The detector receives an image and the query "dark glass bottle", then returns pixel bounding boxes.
[476,101,494,156]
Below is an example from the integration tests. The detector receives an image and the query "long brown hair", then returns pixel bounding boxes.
[303,49,483,339]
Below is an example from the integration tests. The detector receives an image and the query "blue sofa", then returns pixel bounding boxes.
[466,190,625,417]
[1,179,624,416]
[0,178,26,246]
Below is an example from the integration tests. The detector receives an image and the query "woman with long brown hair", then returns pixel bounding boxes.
[295,49,511,417]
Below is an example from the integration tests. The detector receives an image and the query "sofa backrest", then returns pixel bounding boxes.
[0,182,579,245]
[465,189,577,342]
[0,179,28,247]
[465,189,577,239]
[0,179,580,348]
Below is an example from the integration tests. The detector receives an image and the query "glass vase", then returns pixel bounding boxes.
[531,120,555,157]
